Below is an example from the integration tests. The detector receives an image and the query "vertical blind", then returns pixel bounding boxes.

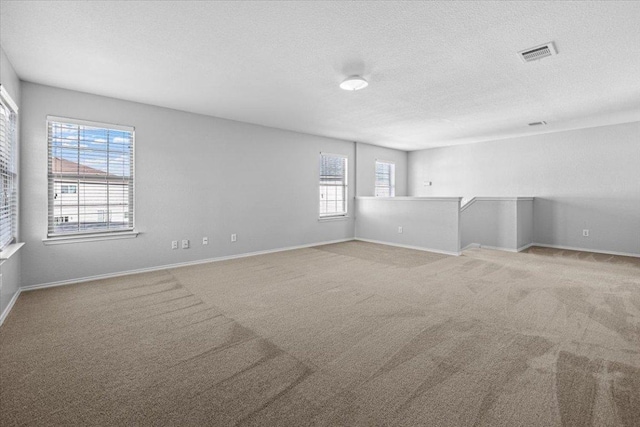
[47,117,134,236]
[375,160,395,197]
[0,86,18,250]
[319,153,348,217]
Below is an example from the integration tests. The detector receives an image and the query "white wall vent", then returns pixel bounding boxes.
[519,42,557,62]
[528,121,547,126]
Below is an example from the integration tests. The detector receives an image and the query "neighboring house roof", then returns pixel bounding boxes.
[53,157,106,175]
[52,157,129,182]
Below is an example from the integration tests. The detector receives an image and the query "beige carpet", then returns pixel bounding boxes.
[1,241,639,426]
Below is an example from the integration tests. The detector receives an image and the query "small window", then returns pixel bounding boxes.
[0,86,18,251]
[47,117,134,237]
[60,184,77,194]
[375,160,395,197]
[319,153,348,217]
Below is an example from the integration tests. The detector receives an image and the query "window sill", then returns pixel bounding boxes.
[318,216,350,222]
[0,242,25,261]
[43,231,139,245]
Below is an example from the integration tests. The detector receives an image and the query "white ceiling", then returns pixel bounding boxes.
[1,1,639,151]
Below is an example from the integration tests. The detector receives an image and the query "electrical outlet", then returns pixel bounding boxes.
[182,239,189,249]
[202,237,208,245]
[171,240,178,250]
[398,226,403,234]
[231,233,237,242]
[583,229,590,237]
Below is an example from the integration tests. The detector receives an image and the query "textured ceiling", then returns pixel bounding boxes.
[1,1,639,150]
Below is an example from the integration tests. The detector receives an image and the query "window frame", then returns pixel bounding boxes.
[318,152,348,219]
[60,184,78,194]
[0,85,19,252]
[374,160,396,198]
[46,116,136,240]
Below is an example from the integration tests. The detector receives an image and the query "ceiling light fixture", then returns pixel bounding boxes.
[340,76,368,91]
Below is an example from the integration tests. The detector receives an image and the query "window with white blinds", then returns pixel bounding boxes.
[47,117,134,237]
[0,86,18,250]
[375,160,395,197]
[319,153,348,217]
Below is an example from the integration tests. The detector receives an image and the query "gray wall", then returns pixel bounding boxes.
[0,45,22,319]
[459,198,533,252]
[355,142,408,197]
[516,199,534,250]
[20,82,358,287]
[355,197,461,255]
[409,122,640,255]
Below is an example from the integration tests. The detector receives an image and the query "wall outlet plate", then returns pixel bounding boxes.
[182,239,189,249]
[231,234,237,242]
[398,226,403,234]
[202,237,208,245]
[582,229,590,237]
[171,241,178,250]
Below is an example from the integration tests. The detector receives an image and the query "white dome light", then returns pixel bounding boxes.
[340,76,368,91]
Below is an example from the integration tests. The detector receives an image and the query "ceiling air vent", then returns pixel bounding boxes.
[528,121,547,126]
[518,42,557,63]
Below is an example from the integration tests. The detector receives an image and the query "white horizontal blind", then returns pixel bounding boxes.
[375,160,395,197]
[0,88,18,250]
[319,153,347,217]
[47,117,134,236]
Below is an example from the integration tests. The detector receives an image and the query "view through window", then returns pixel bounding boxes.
[0,87,18,250]
[47,118,134,236]
[319,153,347,217]
[375,160,395,197]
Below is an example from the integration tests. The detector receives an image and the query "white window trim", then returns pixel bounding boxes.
[0,242,24,261]
[374,159,396,198]
[47,115,133,132]
[319,152,349,219]
[46,116,136,239]
[0,85,19,251]
[42,231,139,245]
[0,86,18,112]
[318,216,350,222]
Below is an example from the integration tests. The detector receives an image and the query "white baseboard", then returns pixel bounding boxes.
[462,242,534,253]
[0,289,21,327]
[461,243,481,251]
[517,243,534,252]
[478,244,519,253]
[462,243,531,252]
[530,243,640,258]
[459,242,634,257]
[354,238,460,256]
[21,238,356,293]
